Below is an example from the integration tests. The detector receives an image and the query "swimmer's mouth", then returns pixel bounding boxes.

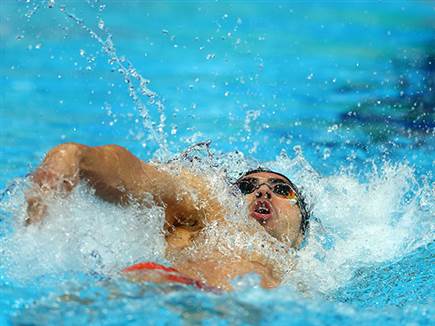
[252,200,273,223]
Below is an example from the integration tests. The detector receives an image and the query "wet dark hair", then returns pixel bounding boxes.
[235,168,311,236]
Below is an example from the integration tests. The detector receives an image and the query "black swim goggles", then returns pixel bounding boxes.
[235,177,298,200]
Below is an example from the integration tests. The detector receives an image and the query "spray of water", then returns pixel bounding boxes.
[3,1,433,296]
[0,149,432,294]
[22,0,170,160]
[0,183,166,281]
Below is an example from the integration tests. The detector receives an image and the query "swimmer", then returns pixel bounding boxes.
[25,143,310,290]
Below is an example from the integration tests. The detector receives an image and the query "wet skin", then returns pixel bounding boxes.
[26,143,303,289]
[240,172,303,247]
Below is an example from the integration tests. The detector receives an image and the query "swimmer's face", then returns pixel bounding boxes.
[237,172,303,247]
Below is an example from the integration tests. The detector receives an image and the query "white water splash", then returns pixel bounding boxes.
[0,184,166,282]
[282,159,434,293]
[0,153,432,293]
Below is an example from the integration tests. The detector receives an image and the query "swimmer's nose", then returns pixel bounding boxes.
[255,186,272,199]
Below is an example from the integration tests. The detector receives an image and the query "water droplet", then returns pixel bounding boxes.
[47,0,55,8]
[327,124,339,133]
[307,73,314,80]
[171,126,177,135]
[224,91,229,96]
[98,19,105,30]
[206,53,215,60]
[293,145,302,155]
[323,148,331,160]
[79,49,85,56]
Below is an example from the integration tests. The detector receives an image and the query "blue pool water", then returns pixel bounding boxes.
[0,1,434,325]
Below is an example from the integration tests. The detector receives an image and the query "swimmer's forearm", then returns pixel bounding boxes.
[78,144,225,229]
[26,142,153,223]
[26,143,224,228]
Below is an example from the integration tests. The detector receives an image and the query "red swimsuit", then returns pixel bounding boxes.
[123,262,217,292]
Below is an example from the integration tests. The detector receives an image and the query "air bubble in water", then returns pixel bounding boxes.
[47,0,55,8]
[171,126,177,135]
[79,49,85,56]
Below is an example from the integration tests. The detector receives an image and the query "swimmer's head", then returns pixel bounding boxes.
[235,168,310,248]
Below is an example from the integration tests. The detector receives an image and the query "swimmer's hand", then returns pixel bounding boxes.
[25,143,84,224]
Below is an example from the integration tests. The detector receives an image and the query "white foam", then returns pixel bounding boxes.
[0,184,166,281]
[0,154,433,294]
[281,160,434,293]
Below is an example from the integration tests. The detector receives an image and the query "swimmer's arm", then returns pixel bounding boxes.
[26,143,224,228]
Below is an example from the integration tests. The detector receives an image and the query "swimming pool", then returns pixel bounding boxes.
[1,1,433,325]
